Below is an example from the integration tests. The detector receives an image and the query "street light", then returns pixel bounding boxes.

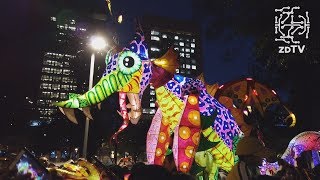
[82,35,107,159]
[90,36,107,51]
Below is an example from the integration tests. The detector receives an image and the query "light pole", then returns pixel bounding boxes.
[82,35,107,159]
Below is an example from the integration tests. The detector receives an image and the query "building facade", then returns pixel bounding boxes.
[36,15,107,125]
[140,16,202,118]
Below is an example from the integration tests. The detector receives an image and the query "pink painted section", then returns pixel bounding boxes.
[173,125,179,167]
[146,109,162,164]
[111,92,129,142]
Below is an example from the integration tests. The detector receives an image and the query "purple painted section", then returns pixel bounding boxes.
[103,31,149,76]
[312,150,320,167]
[282,131,320,166]
[139,61,152,99]
[164,75,241,149]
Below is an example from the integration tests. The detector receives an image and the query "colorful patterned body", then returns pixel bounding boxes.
[281,131,320,166]
[167,75,241,149]
[174,95,202,173]
[54,27,242,179]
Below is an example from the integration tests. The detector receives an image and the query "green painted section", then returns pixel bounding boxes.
[53,70,132,108]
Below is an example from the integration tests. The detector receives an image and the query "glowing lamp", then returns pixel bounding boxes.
[118,15,123,24]
[90,36,107,51]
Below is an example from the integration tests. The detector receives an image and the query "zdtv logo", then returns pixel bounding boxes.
[275,6,310,54]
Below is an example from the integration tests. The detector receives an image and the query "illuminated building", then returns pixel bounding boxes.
[140,16,202,117]
[36,15,107,125]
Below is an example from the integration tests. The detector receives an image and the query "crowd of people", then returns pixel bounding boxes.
[0,136,319,179]
[226,136,320,180]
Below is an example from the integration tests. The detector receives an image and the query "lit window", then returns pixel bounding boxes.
[51,17,56,21]
[52,84,60,90]
[150,86,154,89]
[151,36,160,41]
[51,92,59,99]
[174,36,179,40]
[182,64,185,68]
[179,42,184,46]
[162,34,167,38]
[191,49,194,53]
[151,47,160,52]
[150,97,155,102]
[68,26,76,31]
[150,109,156,114]
[180,48,185,52]
[60,93,67,99]
[185,48,190,52]
[192,65,197,70]
[150,103,155,107]
[142,109,148,113]
[176,69,179,73]
[64,62,70,67]
[180,53,185,57]
[186,64,191,69]
[65,54,75,58]
[150,90,155,95]
[52,76,61,82]
[191,43,195,48]
[63,69,71,75]
[192,39,196,42]
[61,85,69,90]
[151,30,160,35]
[174,47,179,51]
[186,54,191,58]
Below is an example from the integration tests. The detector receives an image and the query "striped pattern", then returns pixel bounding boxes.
[119,68,142,93]
[202,127,235,172]
[54,70,134,108]
[152,87,185,165]
[155,87,185,132]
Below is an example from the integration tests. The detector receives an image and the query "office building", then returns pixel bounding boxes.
[36,15,107,125]
[140,16,202,118]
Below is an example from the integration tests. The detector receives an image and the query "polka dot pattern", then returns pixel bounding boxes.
[175,94,201,173]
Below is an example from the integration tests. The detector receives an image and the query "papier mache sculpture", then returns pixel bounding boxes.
[54,26,242,178]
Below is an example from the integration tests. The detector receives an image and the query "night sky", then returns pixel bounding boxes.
[0,0,256,98]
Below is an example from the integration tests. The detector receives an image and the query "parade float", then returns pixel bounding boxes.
[52,21,305,179]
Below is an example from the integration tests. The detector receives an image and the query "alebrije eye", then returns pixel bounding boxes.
[118,50,142,74]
